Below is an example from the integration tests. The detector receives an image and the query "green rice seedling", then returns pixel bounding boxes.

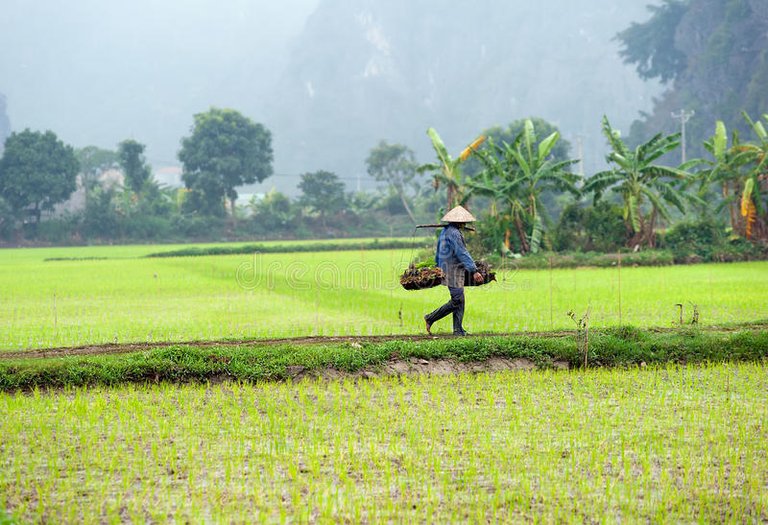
[2,363,763,522]
[0,242,766,351]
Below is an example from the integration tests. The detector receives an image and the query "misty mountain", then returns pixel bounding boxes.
[263,0,662,194]
[1,0,663,197]
[624,0,768,157]
[0,0,318,166]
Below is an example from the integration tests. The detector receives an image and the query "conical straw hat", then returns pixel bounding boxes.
[441,205,476,223]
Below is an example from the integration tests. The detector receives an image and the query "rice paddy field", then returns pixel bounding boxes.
[2,363,766,523]
[0,241,767,351]
[1,240,767,523]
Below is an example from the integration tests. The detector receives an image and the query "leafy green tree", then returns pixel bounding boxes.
[298,170,346,227]
[0,196,13,239]
[615,0,688,84]
[470,119,579,254]
[0,129,79,226]
[366,141,420,223]
[618,0,768,156]
[346,191,381,217]
[82,187,121,239]
[250,189,295,231]
[583,116,696,248]
[75,146,117,191]
[178,108,273,216]
[117,139,152,193]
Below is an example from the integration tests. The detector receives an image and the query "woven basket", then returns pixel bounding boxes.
[399,266,444,290]
[464,261,496,287]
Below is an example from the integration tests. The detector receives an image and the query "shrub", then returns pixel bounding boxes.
[584,202,627,252]
[82,188,121,239]
[170,215,223,239]
[553,203,587,251]
[554,202,626,252]
[466,217,505,257]
[36,213,82,244]
[660,218,725,263]
[124,214,173,240]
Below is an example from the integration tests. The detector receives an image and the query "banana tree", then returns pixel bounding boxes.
[418,128,485,210]
[470,137,530,253]
[700,113,768,240]
[700,120,748,233]
[735,112,768,240]
[470,120,579,254]
[583,115,696,248]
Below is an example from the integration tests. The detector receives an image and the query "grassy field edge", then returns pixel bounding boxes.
[1,327,766,392]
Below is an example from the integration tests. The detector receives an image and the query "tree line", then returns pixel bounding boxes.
[0,107,436,243]
[418,113,767,264]
[0,104,765,265]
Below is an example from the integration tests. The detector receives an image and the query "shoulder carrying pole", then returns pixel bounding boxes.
[416,223,475,231]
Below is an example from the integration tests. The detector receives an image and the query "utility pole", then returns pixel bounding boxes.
[575,135,584,175]
[671,109,695,164]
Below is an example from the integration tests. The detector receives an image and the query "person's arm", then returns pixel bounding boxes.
[461,246,484,283]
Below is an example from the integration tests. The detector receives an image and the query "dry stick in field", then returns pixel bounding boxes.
[690,303,699,325]
[567,307,591,368]
[584,310,590,369]
[548,256,554,330]
[617,251,622,326]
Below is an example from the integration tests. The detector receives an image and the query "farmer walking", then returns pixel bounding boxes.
[425,206,484,336]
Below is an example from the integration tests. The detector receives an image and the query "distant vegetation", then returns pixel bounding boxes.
[0,112,766,268]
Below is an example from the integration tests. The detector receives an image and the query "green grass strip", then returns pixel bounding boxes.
[1,328,766,392]
[143,238,430,258]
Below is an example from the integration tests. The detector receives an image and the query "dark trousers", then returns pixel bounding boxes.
[425,286,465,334]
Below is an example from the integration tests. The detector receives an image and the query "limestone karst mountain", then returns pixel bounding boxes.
[1,0,663,193]
[263,0,661,191]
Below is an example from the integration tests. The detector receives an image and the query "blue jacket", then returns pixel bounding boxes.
[436,224,477,287]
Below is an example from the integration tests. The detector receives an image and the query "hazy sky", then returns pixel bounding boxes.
[0,0,319,164]
[1,0,663,191]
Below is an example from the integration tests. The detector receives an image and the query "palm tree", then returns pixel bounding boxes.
[735,112,768,240]
[699,120,743,232]
[699,113,768,240]
[470,138,530,252]
[583,116,695,248]
[418,128,485,210]
[470,119,579,254]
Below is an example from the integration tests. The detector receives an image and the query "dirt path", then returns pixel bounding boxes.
[2,322,765,361]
